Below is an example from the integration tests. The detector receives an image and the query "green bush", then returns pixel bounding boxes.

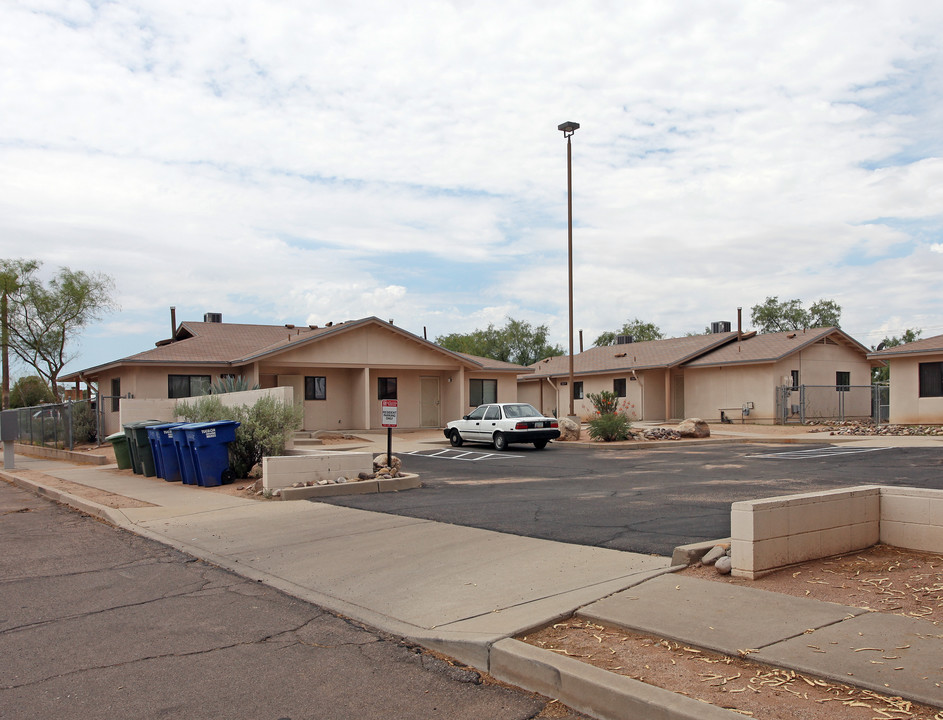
[587,412,632,442]
[71,401,97,444]
[175,395,303,479]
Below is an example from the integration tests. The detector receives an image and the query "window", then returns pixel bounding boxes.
[835,371,850,392]
[613,378,626,397]
[305,376,326,401]
[378,377,397,400]
[466,405,487,420]
[790,370,800,391]
[919,362,943,398]
[219,373,236,381]
[573,381,584,400]
[168,374,211,399]
[111,378,120,413]
[469,379,497,406]
[484,405,501,421]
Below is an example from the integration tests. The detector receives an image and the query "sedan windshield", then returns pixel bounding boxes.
[503,404,542,418]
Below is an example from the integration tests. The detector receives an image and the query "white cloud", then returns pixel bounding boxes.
[1,0,942,371]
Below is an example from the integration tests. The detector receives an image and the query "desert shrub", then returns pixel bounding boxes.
[210,376,261,394]
[587,412,632,442]
[71,401,97,444]
[176,395,303,478]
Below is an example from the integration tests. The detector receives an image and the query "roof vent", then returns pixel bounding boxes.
[285,324,295,329]
[204,312,222,323]
[711,321,731,334]
[616,334,634,345]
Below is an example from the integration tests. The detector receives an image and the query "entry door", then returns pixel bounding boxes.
[671,374,685,420]
[420,377,440,428]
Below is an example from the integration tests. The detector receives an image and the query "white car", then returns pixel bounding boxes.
[444,403,560,450]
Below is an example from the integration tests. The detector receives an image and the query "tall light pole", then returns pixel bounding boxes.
[558,121,579,419]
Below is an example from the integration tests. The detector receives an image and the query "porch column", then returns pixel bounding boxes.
[664,371,672,421]
[354,368,371,430]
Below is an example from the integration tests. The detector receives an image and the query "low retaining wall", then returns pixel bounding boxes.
[731,485,943,579]
[12,443,110,466]
[262,452,374,491]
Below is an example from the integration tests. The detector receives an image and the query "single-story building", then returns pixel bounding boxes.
[519,326,881,424]
[63,315,530,436]
[868,334,943,424]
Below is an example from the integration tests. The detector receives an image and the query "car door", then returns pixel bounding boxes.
[459,405,488,441]
[480,404,503,441]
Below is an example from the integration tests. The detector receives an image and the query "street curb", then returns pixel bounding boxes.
[1,470,125,526]
[670,538,730,566]
[489,638,742,720]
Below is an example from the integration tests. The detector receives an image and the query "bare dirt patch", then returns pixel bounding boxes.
[521,545,943,720]
[4,469,155,509]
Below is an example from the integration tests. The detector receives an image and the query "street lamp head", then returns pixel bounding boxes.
[558,121,579,138]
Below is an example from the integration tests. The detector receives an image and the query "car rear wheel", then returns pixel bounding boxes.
[533,440,548,449]
[449,429,464,447]
[493,432,508,451]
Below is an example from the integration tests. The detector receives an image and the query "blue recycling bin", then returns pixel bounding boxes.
[185,421,240,487]
[171,424,201,486]
[146,423,183,482]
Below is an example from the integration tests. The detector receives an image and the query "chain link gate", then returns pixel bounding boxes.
[777,384,889,424]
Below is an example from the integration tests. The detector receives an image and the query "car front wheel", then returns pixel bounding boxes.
[449,429,464,447]
[493,432,508,451]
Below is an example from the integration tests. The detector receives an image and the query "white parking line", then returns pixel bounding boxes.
[746,447,890,460]
[403,449,524,461]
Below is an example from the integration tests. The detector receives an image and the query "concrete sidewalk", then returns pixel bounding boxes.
[3,433,942,719]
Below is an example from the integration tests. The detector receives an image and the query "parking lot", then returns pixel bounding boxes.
[321,441,943,556]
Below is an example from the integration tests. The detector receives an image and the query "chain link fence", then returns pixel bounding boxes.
[777,384,889,424]
[9,400,98,451]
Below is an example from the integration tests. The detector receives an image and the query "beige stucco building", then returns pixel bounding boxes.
[519,327,880,424]
[63,316,528,436]
[869,334,943,424]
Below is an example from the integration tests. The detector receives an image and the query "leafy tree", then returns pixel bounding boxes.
[0,259,39,409]
[6,263,117,401]
[8,375,55,408]
[436,317,563,366]
[871,328,922,383]
[750,297,841,334]
[594,318,664,347]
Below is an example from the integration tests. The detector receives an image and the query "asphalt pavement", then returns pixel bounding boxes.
[2,426,942,720]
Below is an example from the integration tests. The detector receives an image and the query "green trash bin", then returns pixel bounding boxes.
[124,421,163,476]
[105,431,132,470]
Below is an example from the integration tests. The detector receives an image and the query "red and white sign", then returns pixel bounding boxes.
[381,399,398,428]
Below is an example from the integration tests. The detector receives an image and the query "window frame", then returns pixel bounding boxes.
[305,376,327,401]
[167,374,211,399]
[378,377,397,400]
[111,378,120,413]
[918,362,943,398]
[573,381,584,400]
[613,378,626,397]
[469,378,498,407]
[835,371,851,392]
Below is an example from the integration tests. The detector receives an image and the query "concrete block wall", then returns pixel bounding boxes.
[880,487,943,552]
[732,485,943,579]
[262,452,373,491]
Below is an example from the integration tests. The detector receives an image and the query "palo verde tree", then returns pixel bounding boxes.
[436,317,564,367]
[594,318,665,347]
[5,262,117,402]
[750,297,842,334]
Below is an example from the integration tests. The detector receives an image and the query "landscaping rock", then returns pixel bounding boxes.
[677,418,710,438]
[643,427,681,440]
[700,544,729,566]
[373,454,402,473]
[715,555,732,574]
[557,417,581,441]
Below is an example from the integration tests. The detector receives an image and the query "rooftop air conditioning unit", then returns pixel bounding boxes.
[616,334,634,345]
[204,312,223,323]
[711,321,732,333]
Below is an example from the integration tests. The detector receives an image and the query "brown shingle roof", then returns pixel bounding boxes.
[521,332,745,379]
[868,333,943,359]
[684,327,873,368]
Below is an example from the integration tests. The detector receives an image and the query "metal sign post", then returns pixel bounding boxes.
[381,399,398,462]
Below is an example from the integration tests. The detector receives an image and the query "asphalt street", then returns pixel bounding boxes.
[321,441,943,555]
[0,481,574,720]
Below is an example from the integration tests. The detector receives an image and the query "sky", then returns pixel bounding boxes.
[2,0,942,379]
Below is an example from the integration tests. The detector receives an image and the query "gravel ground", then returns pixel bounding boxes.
[522,545,943,720]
